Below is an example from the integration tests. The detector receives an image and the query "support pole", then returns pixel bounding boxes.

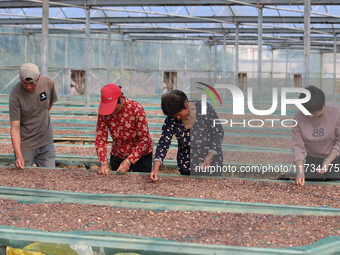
[209,44,212,79]
[63,36,68,95]
[288,50,292,87]
[185,43,187,72]
[285,47,289,87]
[85,8,90,107]
[257,7,263,107]
[41,0,49,75]
[129,38,132,92]
[214,41,217,82]
[235,25,239,87]
[130,38,132,71]
[157,42,162,94]
[107,24,112,83]
[223,33,226,78]
[304,0,311,87]
[120,34,124,86]
[99,38,101,86]
[26,35,30,63]
[333,35,337,102]
[65,37,68,71]
[271,47,274,89]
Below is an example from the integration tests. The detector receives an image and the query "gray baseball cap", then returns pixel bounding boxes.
[19,63,40,82]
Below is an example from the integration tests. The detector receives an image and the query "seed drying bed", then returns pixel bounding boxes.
[0,94,339,255]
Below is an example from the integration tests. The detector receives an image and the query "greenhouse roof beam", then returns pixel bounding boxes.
[87,27,340,34]
[127,36,339,50]
[23,27,340,35]
[0,0,339,8]
[0,0,229,8]
[207,34,340,40]
[2,16,340,25]
[127,34,340,47]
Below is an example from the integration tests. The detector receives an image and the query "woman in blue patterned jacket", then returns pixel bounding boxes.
[149,90,224,182]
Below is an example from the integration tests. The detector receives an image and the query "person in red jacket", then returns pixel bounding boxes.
[95,84,153,175]
[292,85,340,185]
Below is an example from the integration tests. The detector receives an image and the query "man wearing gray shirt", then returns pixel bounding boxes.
[9,63,58,169]
[292,85,340,185]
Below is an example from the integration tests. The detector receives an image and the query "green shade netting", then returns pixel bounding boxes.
[1,226,340,255]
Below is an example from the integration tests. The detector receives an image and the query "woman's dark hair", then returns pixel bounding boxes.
[299,85,325,113]
[117,86,124,104]
[161,90,188,116]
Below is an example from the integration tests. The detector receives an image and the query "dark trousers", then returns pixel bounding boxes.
[110,152,152,173]
[305,155,340,181]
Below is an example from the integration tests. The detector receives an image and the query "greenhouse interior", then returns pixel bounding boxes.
[0,1,340,255]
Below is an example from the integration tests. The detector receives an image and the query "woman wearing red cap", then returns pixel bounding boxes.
[95,84,153,175]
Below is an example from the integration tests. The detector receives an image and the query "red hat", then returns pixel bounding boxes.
[98,84,122,115]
